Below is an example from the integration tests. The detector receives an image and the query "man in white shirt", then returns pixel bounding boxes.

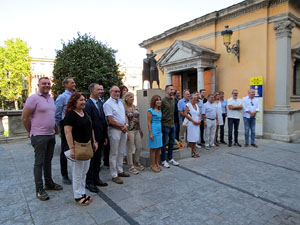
[103,86,130,184]
[242,89,260,147]
[227,89,243,147]
[202,94,219,150]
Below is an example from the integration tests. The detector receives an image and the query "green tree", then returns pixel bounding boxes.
[52,33,123,97]
[0,39,31,110]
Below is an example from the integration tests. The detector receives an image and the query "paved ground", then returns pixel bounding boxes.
[1,137,300,225]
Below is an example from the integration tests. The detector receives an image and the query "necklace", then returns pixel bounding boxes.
[74,109,84,117]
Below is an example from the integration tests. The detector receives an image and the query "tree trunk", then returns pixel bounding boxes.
[14,100,19,110]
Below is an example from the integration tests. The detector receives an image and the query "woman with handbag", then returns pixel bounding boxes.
[123,92,145,174]
[64,92,98,206]
[184,94,201,158]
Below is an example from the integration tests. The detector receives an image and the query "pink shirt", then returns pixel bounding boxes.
[24,92,56,136]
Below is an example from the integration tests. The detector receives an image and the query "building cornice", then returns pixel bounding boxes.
[140,0,292,48]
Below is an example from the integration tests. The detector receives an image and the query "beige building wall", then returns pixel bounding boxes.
[140,0,300,142]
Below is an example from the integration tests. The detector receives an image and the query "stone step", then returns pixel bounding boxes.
[139,147,192,167]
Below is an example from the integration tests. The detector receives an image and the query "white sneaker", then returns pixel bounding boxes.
[162,160,170,168]
[169,159,179,166]
[196,144,202,149]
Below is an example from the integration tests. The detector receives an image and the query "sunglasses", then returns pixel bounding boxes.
[250,101,254,106]
[112,90,120,93]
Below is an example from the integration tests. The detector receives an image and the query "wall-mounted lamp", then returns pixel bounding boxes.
[221,26,240,63]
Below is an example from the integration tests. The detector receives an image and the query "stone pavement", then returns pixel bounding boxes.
[1,137,300,225]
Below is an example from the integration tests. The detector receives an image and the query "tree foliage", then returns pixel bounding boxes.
[0,39,31,109]
[52,33,123,97]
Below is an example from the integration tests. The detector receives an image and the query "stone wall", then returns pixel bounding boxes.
[0,110,28,143]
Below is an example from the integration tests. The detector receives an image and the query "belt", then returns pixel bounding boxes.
[207,118,216,120]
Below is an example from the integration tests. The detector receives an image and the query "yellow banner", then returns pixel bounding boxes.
[250,77,263,85]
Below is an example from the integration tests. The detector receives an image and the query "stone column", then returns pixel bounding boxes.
[273,20,295,109]
[197,67,205,91]
[212,67,216,92]
[166,72,172,85]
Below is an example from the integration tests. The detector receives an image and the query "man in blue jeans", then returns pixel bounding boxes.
[242,89,260,147]
[161,84,180,168]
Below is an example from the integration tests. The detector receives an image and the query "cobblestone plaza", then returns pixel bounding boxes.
[1,138,300,225]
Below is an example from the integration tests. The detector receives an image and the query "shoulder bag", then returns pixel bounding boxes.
[74,111,94,161]
[182,103,191,126]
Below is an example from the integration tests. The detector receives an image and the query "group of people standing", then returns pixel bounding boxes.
[175,88,260,157]
[21,76,259,206]
[21,77,147,206]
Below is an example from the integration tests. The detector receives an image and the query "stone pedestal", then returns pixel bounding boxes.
[263,109,300,142]
[137,89,165,150]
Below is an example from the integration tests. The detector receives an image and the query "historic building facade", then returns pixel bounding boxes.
[29,57,55,95]
[140,0,300,142]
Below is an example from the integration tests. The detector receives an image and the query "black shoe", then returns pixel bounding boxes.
[234,143,242,147]
[228,143,232,147]
[251,144,258,148]
[221,141,227,144]
[45,182,63,191]
[62,175,72,185]
[86,184,99,193]
[36,189,49,201]
[245,144,249,147]
[95,180,108,187]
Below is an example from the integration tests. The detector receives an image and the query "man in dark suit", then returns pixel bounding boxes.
[99,87,110,167]
[85,83,108,193]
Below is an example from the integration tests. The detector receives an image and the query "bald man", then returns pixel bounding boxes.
[242,89,260,147]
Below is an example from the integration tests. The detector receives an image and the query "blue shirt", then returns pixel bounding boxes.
[177,98,191,123]
[55,90,73,129]
[202,101,218,119]
[90,97,99,110]
[221,100,227,114]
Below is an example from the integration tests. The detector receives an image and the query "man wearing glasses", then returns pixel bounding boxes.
[242,89,260,147]
[103,86,130,184]
[227,89,243,147]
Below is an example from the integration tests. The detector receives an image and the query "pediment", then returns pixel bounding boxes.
[167,48,197,63]
[158,40,220,67]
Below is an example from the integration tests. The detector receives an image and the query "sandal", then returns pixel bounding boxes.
[192,152,200,158]
[74,196,89,206]
[82,194,93,203]
[129,167,139,175]
[157,165,163,171]
[136,163,145,171]
[150,166,159,173]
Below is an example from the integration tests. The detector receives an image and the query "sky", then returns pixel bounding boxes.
[0,0,242,68]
